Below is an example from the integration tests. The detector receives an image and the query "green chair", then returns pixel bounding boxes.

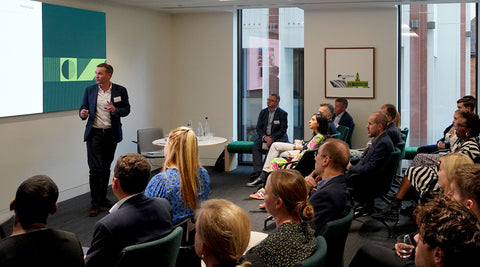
[400,127,409,142]
[336,125,350,142]
[330,133,341,139]
[116,227,183,267]
[299,235,327,267]
[318,209,354,267]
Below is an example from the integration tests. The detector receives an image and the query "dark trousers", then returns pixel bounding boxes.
[86,128,117,206]
[252,138,267,173]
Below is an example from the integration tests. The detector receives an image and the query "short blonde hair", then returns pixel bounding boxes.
[196,199,251,263]
[440,153,474,193]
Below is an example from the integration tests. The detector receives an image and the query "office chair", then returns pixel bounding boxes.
[133,128,165,170]
[299,235,327,267]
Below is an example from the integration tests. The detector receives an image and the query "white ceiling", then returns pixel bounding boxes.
[96,0,475,13]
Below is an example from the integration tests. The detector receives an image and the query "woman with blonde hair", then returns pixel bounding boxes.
[195,199,251,267]
[145,126,210,224]
[373,152,474,221]
[242,169,317,266]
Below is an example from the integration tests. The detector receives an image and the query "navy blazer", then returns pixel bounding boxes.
[79,83,130,143]
[385,122,402,147]
[348,131,394,176]
[85,194,172,267]
[256,107,288,142]
[333,111,355,146]
[309,174,351,234]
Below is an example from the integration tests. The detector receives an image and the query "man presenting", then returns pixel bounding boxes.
[332,98,355,147]
[305,139,351,234]
[250,93,288,179]
[79,63,130,217]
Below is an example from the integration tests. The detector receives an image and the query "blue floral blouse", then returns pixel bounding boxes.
[144,167,210,224]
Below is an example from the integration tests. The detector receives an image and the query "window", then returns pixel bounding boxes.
[400,3,477,146]
[238,8,304,163]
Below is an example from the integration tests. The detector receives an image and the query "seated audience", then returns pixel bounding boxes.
[242,169,317,266]
[195,199,251,267]
[374,111,480,221]
[411,109,480,168]
[0,175,84,267]
[251,93,289,180]
[350,197,480,267]
[247,113,329,189]
[448,164,480,219]
[145,126,211,224]
[373,153,474,221]
[305,138,351,233]
[85,153,172,267]
[381,104,403,146]
[347,111,394,211]
[319,103,338,134]
[333,97,355,147]
[417,95,476,154]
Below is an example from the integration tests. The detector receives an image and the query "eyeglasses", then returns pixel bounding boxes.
[266,98,277,102]
[455,123,467,128]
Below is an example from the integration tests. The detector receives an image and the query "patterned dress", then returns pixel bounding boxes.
[242,222,317,267]
[144,167,210,224]
[407,137,479,201]
[268,134,325,172]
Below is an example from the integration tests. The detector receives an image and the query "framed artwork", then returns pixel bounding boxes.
[325,47,375,99]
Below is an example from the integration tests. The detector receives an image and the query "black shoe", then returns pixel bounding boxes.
[354,205,374,218]
[372,201,400,221]
[246,178,264,187]
[89,205,100,217]
[249,171,261,181]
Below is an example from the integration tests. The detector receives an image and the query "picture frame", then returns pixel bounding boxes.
[325,47,375,99]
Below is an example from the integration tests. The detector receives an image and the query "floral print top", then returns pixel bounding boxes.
[144,167,210,224]
[268,133,325,172]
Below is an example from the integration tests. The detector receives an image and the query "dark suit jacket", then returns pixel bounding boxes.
[348,131,394,176]
[256,107,288,143]
[385,122,402,147]
[85,194,172,267]
[79,83,131,143]
[333,111,355,146]
[309,174,351,234]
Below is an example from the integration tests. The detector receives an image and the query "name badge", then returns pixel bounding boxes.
[274,120,280,124]
[113,96,122,103]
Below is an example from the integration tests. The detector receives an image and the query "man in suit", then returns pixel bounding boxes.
[85,153,172,267]
[0,175,84,267]
[250,93,288,181]
[318,103,338,135]
[347,111,394,213]
[332,97,355,147]
[381,104,402,146]
[305,138,351,234]
[79,63,131,217]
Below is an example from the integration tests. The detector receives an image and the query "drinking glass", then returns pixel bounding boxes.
[395,234,415,258]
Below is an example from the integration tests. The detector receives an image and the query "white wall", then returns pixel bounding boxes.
[0,0,172,211]
[0,2,399,212]
[169,12,235,166]
[304,7,398,148]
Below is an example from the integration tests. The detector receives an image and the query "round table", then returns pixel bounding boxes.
[153,136,227,147]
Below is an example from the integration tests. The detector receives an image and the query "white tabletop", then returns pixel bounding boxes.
[153,136,227,147]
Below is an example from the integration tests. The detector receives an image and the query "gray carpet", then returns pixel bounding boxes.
[0,165,417,266]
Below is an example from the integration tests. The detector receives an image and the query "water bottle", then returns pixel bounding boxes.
[204,116,210,138]
[197,117,204,138]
